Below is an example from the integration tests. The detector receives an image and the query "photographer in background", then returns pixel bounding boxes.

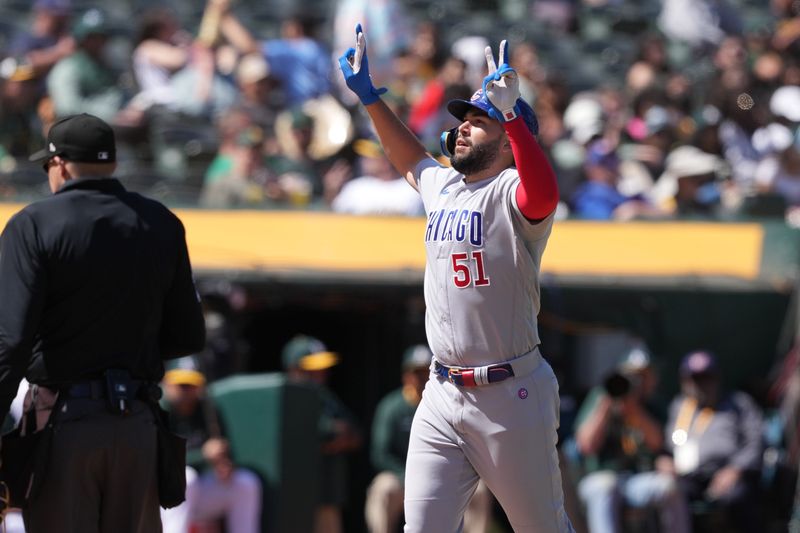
[661,350,763,533]
[574,345,690,533]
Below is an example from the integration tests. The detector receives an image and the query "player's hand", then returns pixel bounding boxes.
[338,23,387,106]
[482,40,521,122]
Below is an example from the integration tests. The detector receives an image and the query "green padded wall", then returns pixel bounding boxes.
[210,373,322,533]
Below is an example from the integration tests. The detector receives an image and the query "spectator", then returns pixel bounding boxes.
[364,345,493,533]
[260,16,333,106]
[658,0,743,51]
[331,139,424,216]
[234,53,281,132]
[449,35,490,90]
[570,140,662,220]
[574,345,690,533]
[128,7,193,111]
[649,144,728,217]
[6,0,74,81]
[332,0,412,95]
[618,101,676,197]
[160,356,262,533]
[406,21,444,93]
[0,61,45,159]
[661,351,764,533]
[532,0,578,33]
[563,94,606,148]
[407,56,467,141]
[772,0,800,53]
[269,108,320,205]
[270,107,353,207]
[754,133,800,209]
[714,91,763,193]
[166,42,238,121]
[283,335,363,533]
[200,109,267,208]
[46,8,124,121]
[633,33,671,78]
[510,41,546,106]
[221,13,334,106]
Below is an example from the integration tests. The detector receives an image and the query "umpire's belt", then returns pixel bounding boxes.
[56,380,149,400]
[434,348,541,387]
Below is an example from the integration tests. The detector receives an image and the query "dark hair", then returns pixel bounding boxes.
[135,8,177,47]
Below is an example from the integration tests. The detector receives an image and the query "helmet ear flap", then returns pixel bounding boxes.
[440,127,458,157]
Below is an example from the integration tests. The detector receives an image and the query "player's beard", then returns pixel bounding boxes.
[450,137,501,176]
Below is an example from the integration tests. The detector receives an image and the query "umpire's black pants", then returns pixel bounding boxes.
[23,398,161,533]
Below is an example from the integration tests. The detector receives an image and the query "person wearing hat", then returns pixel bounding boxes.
[0,112,206,532]
[649,144,729,217]
[283,335,362,533]
[574,343,690,533]
[365,345,493,533]
[661,350,763,532]
[570,139,665,221]
[269,106,355,207]
[46,8,124,122]
[339,26,573,532]
[331,138,425,216]
[200,108,268,209]
[160,356,262,533]
[234,52,281,129]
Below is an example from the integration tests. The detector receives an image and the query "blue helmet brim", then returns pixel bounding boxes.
[446,91,539,137]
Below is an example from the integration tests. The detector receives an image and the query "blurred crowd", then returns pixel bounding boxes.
[0,0,798,222]
[3,1,800,531]
[3,315,799,533]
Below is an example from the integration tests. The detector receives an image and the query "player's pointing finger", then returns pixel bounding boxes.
[484,45,497,75]
[353,31,365,73]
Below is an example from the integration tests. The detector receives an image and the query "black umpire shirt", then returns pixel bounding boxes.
[0,177,206,418]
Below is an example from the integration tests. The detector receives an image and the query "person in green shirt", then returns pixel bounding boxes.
[46,9,124,122]
[573,346,689,533]
[283,335,363,533]
[160,356,262,533]
[364,345,492,533]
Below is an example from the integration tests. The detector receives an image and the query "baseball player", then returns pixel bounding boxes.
[339,25,573,533]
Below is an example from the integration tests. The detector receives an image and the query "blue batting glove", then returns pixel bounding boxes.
[482,40,521,122]
[338,23,387,106]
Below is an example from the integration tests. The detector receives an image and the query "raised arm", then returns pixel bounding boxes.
[483,41,558,220]
[338,24,429,190]
[505,119,559,220]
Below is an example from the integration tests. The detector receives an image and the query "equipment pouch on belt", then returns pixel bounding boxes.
[105,369,133,414]
[149,402,187,509]
[0,386,61,508]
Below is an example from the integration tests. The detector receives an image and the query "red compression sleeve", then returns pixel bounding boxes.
[504,117,559,221]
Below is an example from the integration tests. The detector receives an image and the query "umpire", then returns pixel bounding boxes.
[0,113,206,532]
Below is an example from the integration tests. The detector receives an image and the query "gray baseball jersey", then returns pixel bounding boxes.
[414,158,554,367]
[405,159,574,533]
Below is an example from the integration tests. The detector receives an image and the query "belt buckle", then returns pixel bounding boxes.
[448,367,476,387]
[447,367,460,384]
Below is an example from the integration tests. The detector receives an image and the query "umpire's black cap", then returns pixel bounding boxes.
[29,113,116,164]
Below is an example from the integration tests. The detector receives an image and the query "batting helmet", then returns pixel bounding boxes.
[440,88,539,157]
